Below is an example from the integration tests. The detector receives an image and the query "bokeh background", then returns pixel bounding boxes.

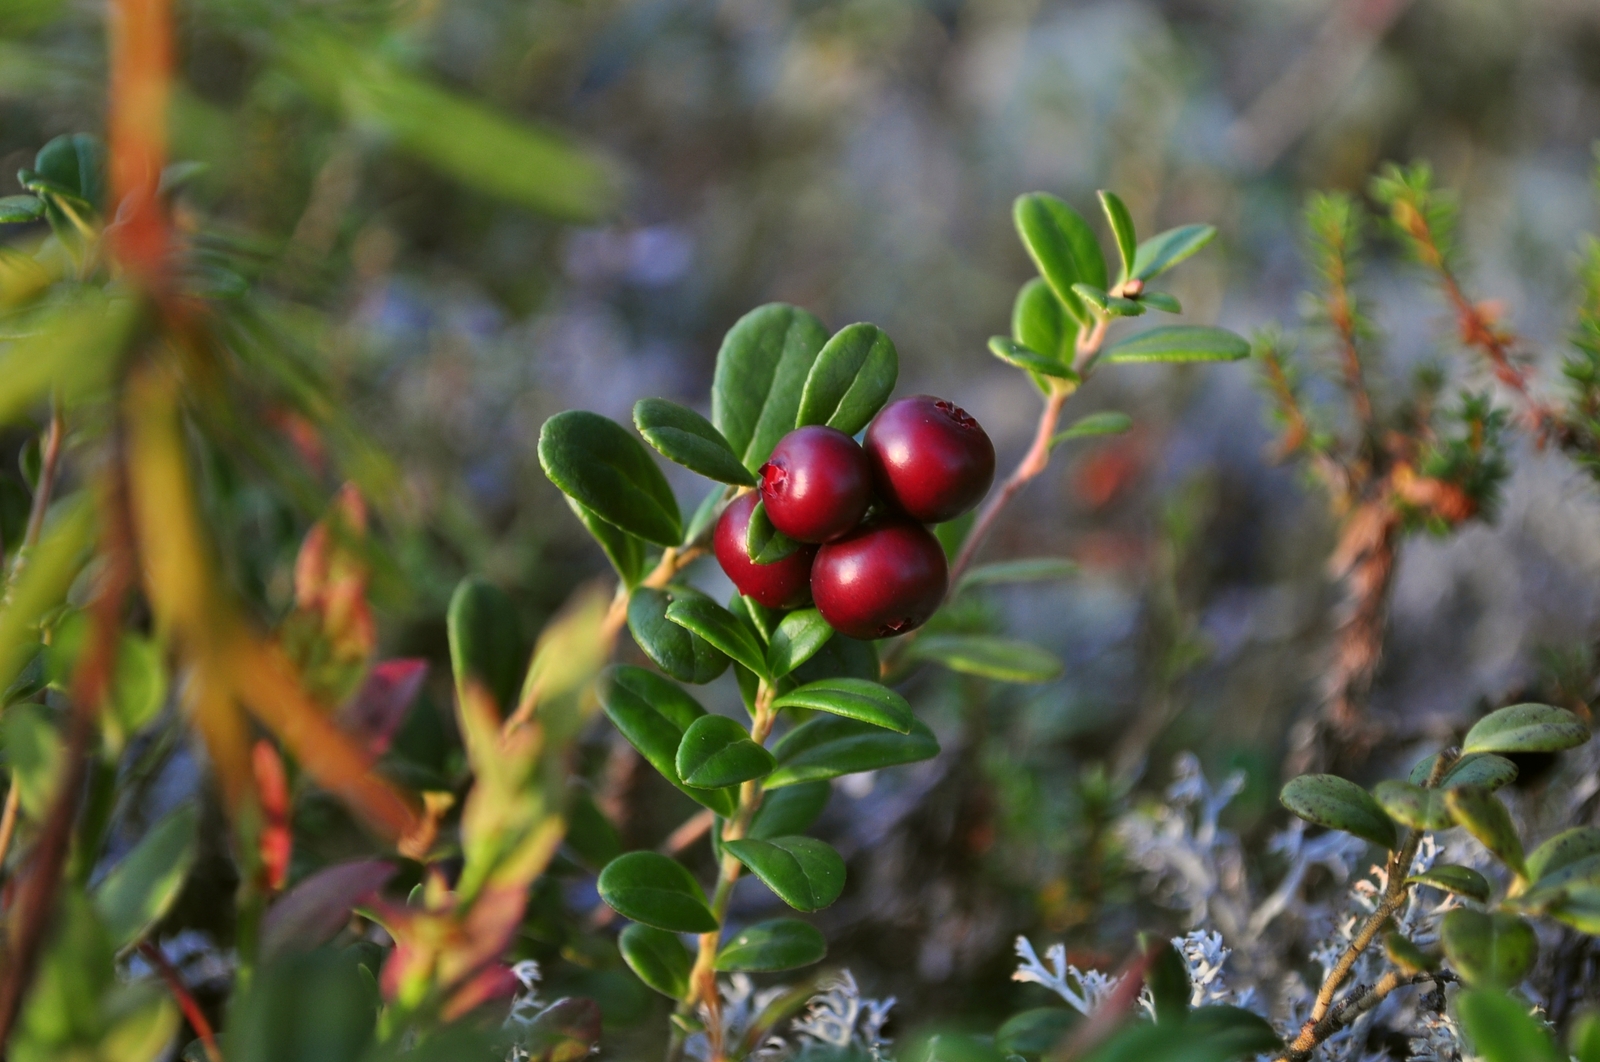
[7,0,1600,1047]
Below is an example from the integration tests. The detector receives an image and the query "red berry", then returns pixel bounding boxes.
[758,426,873,543]
[714,491,817,609]
[811,518,948,639]
[865,395,995,524]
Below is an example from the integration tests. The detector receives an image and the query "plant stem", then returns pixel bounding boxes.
[140,941,224,1062]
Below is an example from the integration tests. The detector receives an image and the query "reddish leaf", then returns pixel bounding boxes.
[442,963,521,1021]
[253,739,292,891]
[340,658,428,757]
[260,860,396,961]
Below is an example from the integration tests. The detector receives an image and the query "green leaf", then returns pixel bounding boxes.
[1072,283,1143,318]
[1051,411,1132,447]
[1185,1006,1283,1057]
[955,557,1078,595]
[1140,935,1190,1025]
[566,789,623,870]
[103,634,166,752]
[988,337,1080,380]
[723,836,845,911]
[447,577,525,712]
[1014,193,1108,326]
[771,677,913,732]
[745,500,801,564]
[618,924,691,999]
[1013,278,1075,366]
[1098,190,1137,282]
[2,702,61,820]
[766,610,834,678]
[1102,326,1250,364]
[223,948,374,1062]
[597,852,718,933]
[1526,827,1600,886]
[627,587,731,685]
[1446,786,1527,878]
[1571,1009,1600,1062]
[0,196,43,224]
[1407,864,1491,903]
[712,304,829,473]
[765,715,939,788]
[1130,224,1216,281]
[1457,989,1564,1062]
[683,484,729,548]
[749,781,831,840]
[1462,703,1590,755]
[540,410,682,546]
[1384,931,1435,975]
[791,634,879,686]
[1137,291,1182,314]
[715,918,826,972]
[599,666,737,816]
[796,323,898,437]
[907,635,1063,684]
[1372,780,1453,831]
[1441,909,1538,987]
[35,133,104,208]
[565,496,647,588]
[996,1008,1079,1058]
[0,293,135,428]
[665,593,769,678]
[633,399,756,487]
[675,715,775,789]
[1279,774,1398,849]
[92,804,199,950]
[1408,752,1518,791]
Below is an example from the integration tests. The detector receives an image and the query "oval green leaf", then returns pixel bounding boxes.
[749,780,831,840]
[1102,325,1250,364]
[1014,193,1107,325]
[722,836,846,911]
[627,587,731,685]
[633,398,755,486]
[1372,779,1453,831]
[93,803,199,950]
[766,609,834,678]
[1098,190,1137,281]
[1440,909,1537,988]
[1136,291,1182,315]
[955,557,1078,595]
[988,336,1079,380]
[1013,278,1075,366]
[712,304,829,473]
[1130,224,1216,281]
[796,323,898,437]
[997,1008,1080,1058]
[771,677,912,733]
[676,714,776,789]
[0,196,44,224]
[1462,703,1590,755]
[597,851,717,933]
[791,634,878,686]
[1527,827,1600,887]
[1279,774,1398,850]
[1406,864,1491,903]
[564,496,646,588]
[619,923,692,999]
[1408,751,1518,791]
[745,500,801,564]
[665,593,769,678]
[1051,411,1132,447]
[599,665,737,816]
[1384,930,1436,975]
[907,635,1064,684]
[765,714,939,788]
[1457,989,1565,1062]
[446,576,526,713]
[1446,786,1526,878]
[539,410,682,546]
[714,918,827,972]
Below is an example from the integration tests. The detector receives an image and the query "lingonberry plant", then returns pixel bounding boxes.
[537,189,1251,1059]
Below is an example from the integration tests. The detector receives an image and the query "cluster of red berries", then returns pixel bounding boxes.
[714,395,995,639]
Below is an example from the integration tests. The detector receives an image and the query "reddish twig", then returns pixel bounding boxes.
[139,941,223,1062]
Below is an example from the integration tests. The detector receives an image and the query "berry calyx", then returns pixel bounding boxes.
[713,491,817,609]
[758,425,873,543]
[811,518,948,639]
[865,395,995,524]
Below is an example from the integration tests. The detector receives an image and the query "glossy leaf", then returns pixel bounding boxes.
[665,593,769,678]
[907,635,1064,684]
[633,398,755,486]
[1441,909,1537,987]
[1014,192,1107,325]
[715,918,827,972]
[766,610,834,677]
[0,196,43,224]
[540,410,682,546]
[1141,935,1190,1025]
[563,496,647,587]
[675,714,775,788]
[1406,864,1491,903]
[1462,703,1589,755]
[996,1008,1079,1058]
[619,924,691,999]
[797,323,898,436]
[1279,774,1398,849]
[723,836,846,911]
[1013,278,1075,367]
[1102,326,1250,364]
[260,861,396,961]
[1446,786,1526,878]
[1526,827,1600,886]
[35,133,104,206]
[1372,779,1453,830]
[791,634,879,686]
[1185,1006,1283,1056]
[1408,751,1518,791]
[599,666,736,816]
[566,789,624,870]
[628,587,730,685]
[447,577,525,711]
[1072,282,1143,318]
[1137,291,1182,314]
[1051,411,1132,447]
[1384,931,1435,975]
[597,851,718,933]
[712,304,829,473]
[683,484,728,548]
[765,714,939,788]
[1457,989,1564,1062]
[988,336,1080,380]
[955,557,1078,595]
[1098,190,1136,281]
[771,676,913,732]
[1130,224,1216,281]
[93,804,199,950]
[749,780,831,840]
[745,500,801,564]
